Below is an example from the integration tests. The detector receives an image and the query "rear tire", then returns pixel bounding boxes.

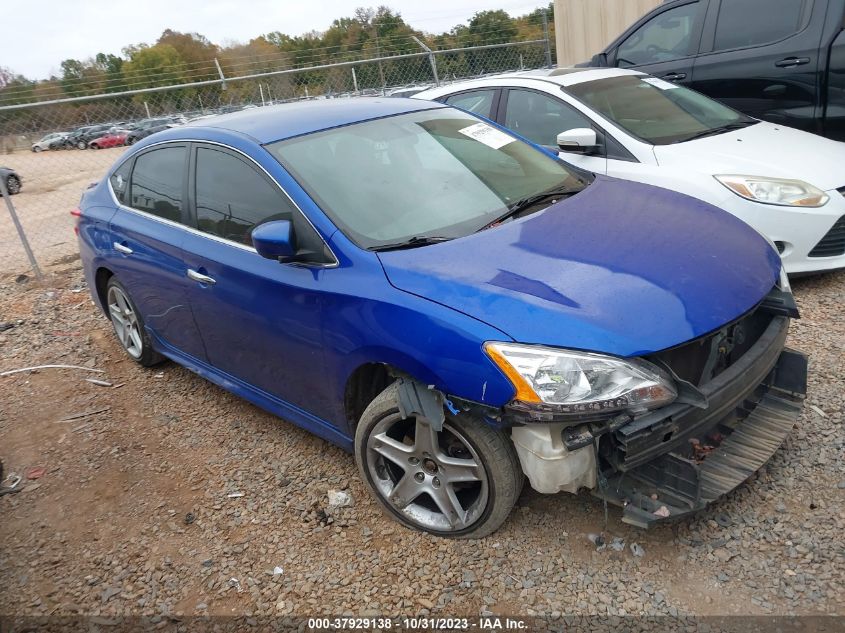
[355,382,523,538]
[76,140,86,150]
[105,278,164,367]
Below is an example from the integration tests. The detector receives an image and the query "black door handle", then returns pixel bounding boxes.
[663,72,687,81]
[775,57,810,68]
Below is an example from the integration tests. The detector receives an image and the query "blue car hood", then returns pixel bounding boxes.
[377,177,781,357]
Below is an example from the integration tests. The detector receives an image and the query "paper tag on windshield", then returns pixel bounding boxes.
[641,77,679,91]
[458,122,514,149]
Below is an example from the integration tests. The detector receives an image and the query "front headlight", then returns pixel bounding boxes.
[715,175,829,207]
[484,342,677,416]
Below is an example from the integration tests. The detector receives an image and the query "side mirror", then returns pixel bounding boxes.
[590,52,609,68]
[252,220,296,261]
[557,128,598,154]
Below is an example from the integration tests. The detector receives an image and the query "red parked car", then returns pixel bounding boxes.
[88,131,128,149]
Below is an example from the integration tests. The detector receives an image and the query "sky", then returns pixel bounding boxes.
[1,0,547,80]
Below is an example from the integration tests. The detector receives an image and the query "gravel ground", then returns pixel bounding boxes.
[0,261,843,622]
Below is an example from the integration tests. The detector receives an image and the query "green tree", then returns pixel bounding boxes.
[467,10,518,45]
[123,44,188,88]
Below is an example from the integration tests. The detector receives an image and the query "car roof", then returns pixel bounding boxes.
[415,67,645,99]
[185,97,446,144]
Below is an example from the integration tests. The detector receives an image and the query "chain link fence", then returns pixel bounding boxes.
[0,39,552,276]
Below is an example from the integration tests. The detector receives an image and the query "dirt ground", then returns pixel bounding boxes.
[0,261,843,624]
[1,147,124,270]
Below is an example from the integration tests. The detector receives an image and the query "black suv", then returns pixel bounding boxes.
[587,0,845,140]
[65,124,113,150]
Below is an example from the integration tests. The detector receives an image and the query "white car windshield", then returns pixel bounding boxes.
[269,108,588,250]
[566,75,757,145]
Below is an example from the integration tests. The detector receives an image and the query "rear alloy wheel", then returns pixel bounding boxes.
[33,145,42,153]
[355,382,523,538]
[5,175,21,195]
[76,140,86,149]
[105,278,163,367]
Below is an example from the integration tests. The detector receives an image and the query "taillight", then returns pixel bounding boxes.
[71,208,82,235]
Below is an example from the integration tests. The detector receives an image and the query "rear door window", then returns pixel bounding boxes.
[713,0,808,51]
[128,146,186,222]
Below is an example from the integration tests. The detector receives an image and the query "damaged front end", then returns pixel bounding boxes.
[497,285,808,528]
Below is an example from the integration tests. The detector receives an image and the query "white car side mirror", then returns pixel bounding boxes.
[557,128,598,153]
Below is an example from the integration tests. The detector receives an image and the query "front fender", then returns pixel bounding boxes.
[317,254,518,428]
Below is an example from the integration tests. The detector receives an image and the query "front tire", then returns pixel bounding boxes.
[76,140,86,150]
[355,382,523,538]
[105,278,163,367]
[33,146,42,153]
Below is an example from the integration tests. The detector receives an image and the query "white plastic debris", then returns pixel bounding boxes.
[0,364,105,377]
[809,404,827,418]
[653,505,671,518]
[630,542,645,557]
[85,378,113,387]
[227,492,245,498]
[228,578,243,593]
[272,566,284,576]
[609,537,625,551]
[327,489,353,510]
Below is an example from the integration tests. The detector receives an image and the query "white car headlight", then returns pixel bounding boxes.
[484,342,677,416]
[715,175,829,207]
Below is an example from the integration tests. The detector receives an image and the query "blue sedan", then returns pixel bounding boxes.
[76,99,807,537]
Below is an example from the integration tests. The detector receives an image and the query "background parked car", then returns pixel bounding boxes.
[124,118,180,145]
[31,132,68,152]
[65,124,113,149]
[585,0,845,140]
[88,130,129,149]
[0,167,22,195]
[415,68,845,275]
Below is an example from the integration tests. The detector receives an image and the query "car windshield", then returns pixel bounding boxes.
[565,75,757,145]
[268,108,587,249]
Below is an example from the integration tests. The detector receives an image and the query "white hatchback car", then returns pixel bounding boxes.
[415,68,845,274]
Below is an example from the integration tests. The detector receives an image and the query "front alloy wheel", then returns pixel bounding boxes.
[356,382,523,538]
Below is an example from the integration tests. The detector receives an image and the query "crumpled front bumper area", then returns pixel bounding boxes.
[593,316,807,528]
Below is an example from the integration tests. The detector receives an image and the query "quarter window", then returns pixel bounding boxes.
[616,2,699,66]
[444,90,497,118]
[194,147,296,244]
[504,89,593,147]
[714,0,807,51]
[110,159,132,204]
[129,146,186,222]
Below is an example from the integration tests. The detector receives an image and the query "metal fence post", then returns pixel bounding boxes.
[0,177,42,279]
[542,8,553,68]
[214,57,227,91]
[412,36,440,87]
